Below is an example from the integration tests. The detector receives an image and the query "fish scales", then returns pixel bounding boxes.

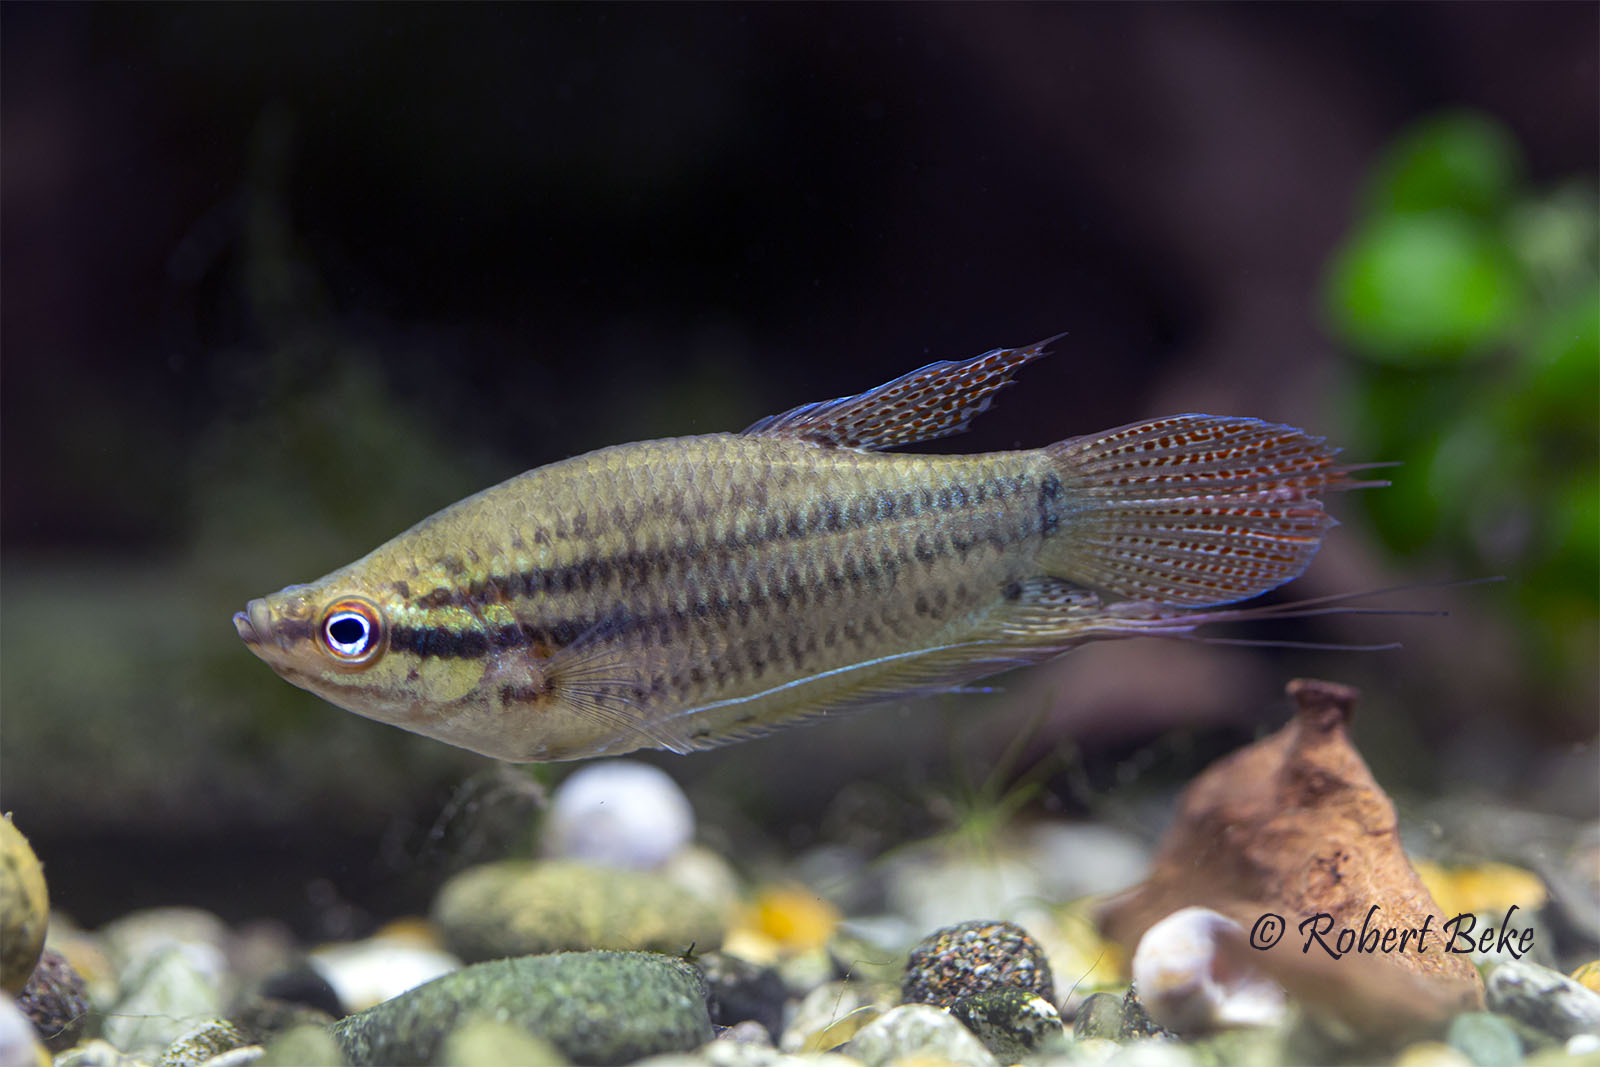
[236,338,1371,761]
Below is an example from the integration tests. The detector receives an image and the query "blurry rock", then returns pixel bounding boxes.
[902,920,1054,1008]
[53,1038,150,1067]
[0,994,49,1067]
[1098,1040,1195,1067]
[1393,1040,1478,1067]
[328,950,712,1066]
[1571,960,1600,994]
[1074,991,1126,1040]
[1485,959,1600,1041]
[254,1024,345,1067]
[103,946,229,1059]
[254,959,344,1017]
[717,1019,775,1047]
[779,980,885,1054]
[154,1019,250,1067]
[698,952,787,1040]
[949,985,1065,1061]
[747,886,841,956]
[1130,908,1286,1035]
[846,1003,999,1067]
[0,814,49,994]
[438,1017,569,1067]
[1024,822,1151,899]
[661,846,744,915]
[99,909,232,982]
[434,859,725,961]
[1444,1012,1523,1067]
[886,850,1047,936]
[16,947,91,1051]
[1101,679,1484,1037]
[307,931,459,1012]
[545,760,695,870]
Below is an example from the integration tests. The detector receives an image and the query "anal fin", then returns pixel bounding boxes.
[743,334,1061,450]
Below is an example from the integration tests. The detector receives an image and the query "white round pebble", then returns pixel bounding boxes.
[308,935,461,1012]
[544,760,695,870]
[1131,907,1286,1035]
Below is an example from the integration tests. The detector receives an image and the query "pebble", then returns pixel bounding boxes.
[1486,959,1600,1041]
[1023,822,1152,899]
[1074,991,1126,1040]
[0,993,49,1067]
[545,760,696,870]
[1130,908,1286,1035]
[1394,1041,1478,1067]
[15,947,90,1051]
[1445,1011,1525,1067]
[329,949,712,1066]
[699,952,788,1040]
[307,931,460,1011]
[433,859,725,961]
[99,909,232,984]
[1119,986,1175,1041]
[102,945,229,1058]
[154,1019,250,1067]
[0,814,49,995]
[887,852,1048,936]
[1102,1040,1197,1067]
[254,1024,345,1067]
[54,1038,152,1067]
[779,980,887,1054]
[949,984,1066,1062]
[901,919,1054,1007]
[846,1003,999,1067]
[633,1046,863,1066]
[438,1017,569,1066]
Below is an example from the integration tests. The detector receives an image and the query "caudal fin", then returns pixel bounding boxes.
[1041,415,1379,607]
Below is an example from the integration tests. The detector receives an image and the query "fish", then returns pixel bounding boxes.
[234,338,1377,761]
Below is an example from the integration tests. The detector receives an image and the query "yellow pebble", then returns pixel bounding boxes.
[750,885,840,953]
[1392,1040,1475,1067]
[1413,860,1547,919]
[0,813,49,995]
[1572,959,1600,994]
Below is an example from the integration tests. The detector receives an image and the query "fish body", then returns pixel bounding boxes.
[235,340,1363,761]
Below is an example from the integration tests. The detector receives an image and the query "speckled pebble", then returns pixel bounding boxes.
[846,1003,999,1067]
[901,919,1054,1008]
[949,984,1065,1061]
[1446,1011,1525,1067]
[1075,991,1126,1041]
[1486,959,1600,1041]
[16,946,90,1051]
[1119,985,1175,1041]
[194,1049,264,1067]
[156,1018,251,1067]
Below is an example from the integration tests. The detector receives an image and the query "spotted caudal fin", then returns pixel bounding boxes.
[744,335,1062,450]
[1041,415,1380,607]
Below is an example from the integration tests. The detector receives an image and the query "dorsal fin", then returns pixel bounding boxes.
[743,334,1062,450]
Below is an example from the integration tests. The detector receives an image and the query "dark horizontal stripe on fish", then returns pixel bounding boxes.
[414,472,1041,611]
[387,516,1035,665]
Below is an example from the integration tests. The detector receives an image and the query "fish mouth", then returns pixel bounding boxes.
[233,598,274,649]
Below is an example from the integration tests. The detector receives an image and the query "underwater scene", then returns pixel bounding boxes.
[2,6,1597,1066]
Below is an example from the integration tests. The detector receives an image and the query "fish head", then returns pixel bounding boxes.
[233,574,486,735]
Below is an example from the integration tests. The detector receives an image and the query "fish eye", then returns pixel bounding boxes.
[318,598,384,666]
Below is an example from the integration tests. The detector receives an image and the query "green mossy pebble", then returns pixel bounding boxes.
[1120,985,1174,1041]
[155,1018,250,1067]
[329,950,712,1066]
[439,1017,569,1066]
[1075,991,1127,1041]
[1446,1012,1525,1067]
[949,984,1065,1062]
[433,860,725,961]
[256,1024,346,1067]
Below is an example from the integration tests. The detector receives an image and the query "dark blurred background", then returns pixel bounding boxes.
[3,4,1595,937]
